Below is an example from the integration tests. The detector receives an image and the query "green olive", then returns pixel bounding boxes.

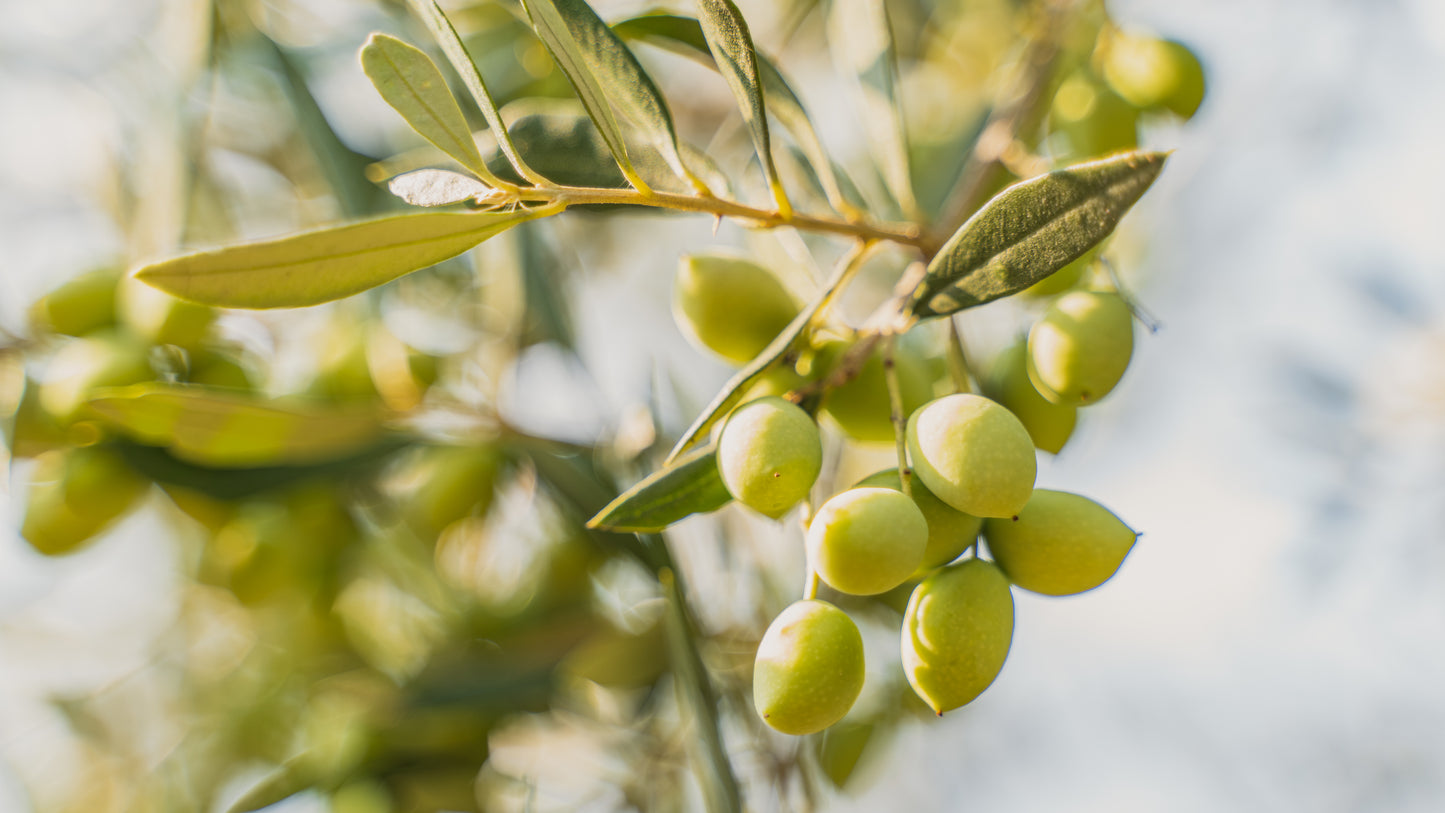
[753,599,865,735]
[38,331,154,424]
[717,396,822,519]
[1050,70,1139,159]
[1101,31,1207,120]
[119,277,215,348]
[673,253,801,365]
[985,340,1077,454]
[807,487,927,595]
[901,557,1013,714]
[27,268,119,337]
[856,468,982,577]
[817,339,940,443]
[983,489,1138,596]
[1027,290,1134,406]
[21,445,147,556]
[905,394,1036,518]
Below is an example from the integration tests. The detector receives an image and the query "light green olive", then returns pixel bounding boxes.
[817,339,940,443]
[38,331,154,424]
[1050,70,1138,159]
[986,340,1077,454]
[21,446,148,556]
[27,268,119,337]
[807,487,927,595]
[717,396,822,519]
[119,277,215,348]
[905,394,1036,518]
[1101,31,1207,120]
[1027,290,1134,406]
[753,600,865,735]
[673,253,801,365]
[856,468,982,577]
[901,558,1013,715]
[983,489,1138,596]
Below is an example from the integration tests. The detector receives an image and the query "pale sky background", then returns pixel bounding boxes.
[3,0,1445,811]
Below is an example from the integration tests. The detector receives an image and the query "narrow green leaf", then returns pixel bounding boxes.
[587,442,731,532]
[829,0,918,219]
[387,168,495,207]
[518,0,648,191]
[407,0,548,186]
[693,0,792,216]
[530,0,707,193]
[614,14,856,217]
[911,151,1168,319]
[666,243,871,462]
[360,33,502,186]
[87,384,388,468]
[134,206,557,309]
[224,761,314,813]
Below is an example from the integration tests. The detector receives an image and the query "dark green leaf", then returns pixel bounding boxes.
[134,206,557,308]
[911,151,1168,319]
[116,439,408,501]
[587,442,730,532]
[829,0,917,218]
[407,0,548,185]
[360,33,500,185]
[525,0,707,193]
[87,384,388,467]
[693,0,792,215]
[614,14,856,217]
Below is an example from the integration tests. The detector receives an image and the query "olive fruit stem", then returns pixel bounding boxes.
[882,335,914,499]
[803,567,821,601]
[946,317,975,393]
[1099,255,1163,333]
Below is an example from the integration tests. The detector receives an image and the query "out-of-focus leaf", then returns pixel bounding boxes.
[361,33,502,185]
[694,0,792,215]
[87,384,388,468]
[117,439,408,501]
[522,0,705,192]
[588,442,730,532]
[614,13,855,216]
[387,168,495,207]
[407,0,548,185]
[912,151,1167,319]
[224,761,314,813]
[816,721,876,788]
[517,221,576,349]
[134,206,558,309]
[829,0,917,218]
[666,244,869,462]
[518,0,646,190]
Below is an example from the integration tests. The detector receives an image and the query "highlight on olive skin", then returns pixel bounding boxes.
[1027,290,1135,406]
[855,468,982,577]
[753,600,866,736]
[673,253,801,365]
[983,489,1139,596]
[717,396,823,519]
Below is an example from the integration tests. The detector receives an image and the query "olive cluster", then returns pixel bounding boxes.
[675,250,1144,735]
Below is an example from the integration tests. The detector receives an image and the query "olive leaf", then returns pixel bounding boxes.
[520,0,706,193]
[911,151,1168,319]
[134,205,558,308]
[518,0,649,190]
[694,0,792,215]
[387,168,495,207]
[587,442,731,532]
[86,384,388,468]
[614,14,855,217]
[828,0,917,219]
[360,33,502,186]
[223,760,314,813]
[406,0,546,185]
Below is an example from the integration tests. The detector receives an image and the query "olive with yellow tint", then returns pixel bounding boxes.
[807,487,927,595]
[856,468,982,577]
[816,338,939,443]
[905,393,1036,519]
[986,340,1077,454]
[717,396,822,519]
[983,489,1138,596]
[753,600,865,735]
[673,253,801,365]
[901,557,1014,714]
[21,445,148,556]
[1027,290,1134,406]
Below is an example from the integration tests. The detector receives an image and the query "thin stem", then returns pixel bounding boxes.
[802,568,821,601]
[946,317,976,393]
[1100,255,1163,333]
[882,335,913,499]
[519,185,924,249]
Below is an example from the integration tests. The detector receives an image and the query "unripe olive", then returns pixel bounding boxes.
[856,468,982,577]
[309,321,379,403]
[38,331,153,424]
[1022,250,1092,299]
[1027,290,1134,406]
[753,600,865,735]
[27,268,119,337]
[983,489,1138,596]
[187,350,256,390]
[1101,31,1206,120]
[673,253,801,365]
[21,446,147,556]
[718,396,822,519]
[807,487,927,595]
[118,277,215,348]
[817,339,939,443]
[905,394,1036,519]
[985,340,1077,454]
[901,558,1013,714]
[1050,71,1138,159]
